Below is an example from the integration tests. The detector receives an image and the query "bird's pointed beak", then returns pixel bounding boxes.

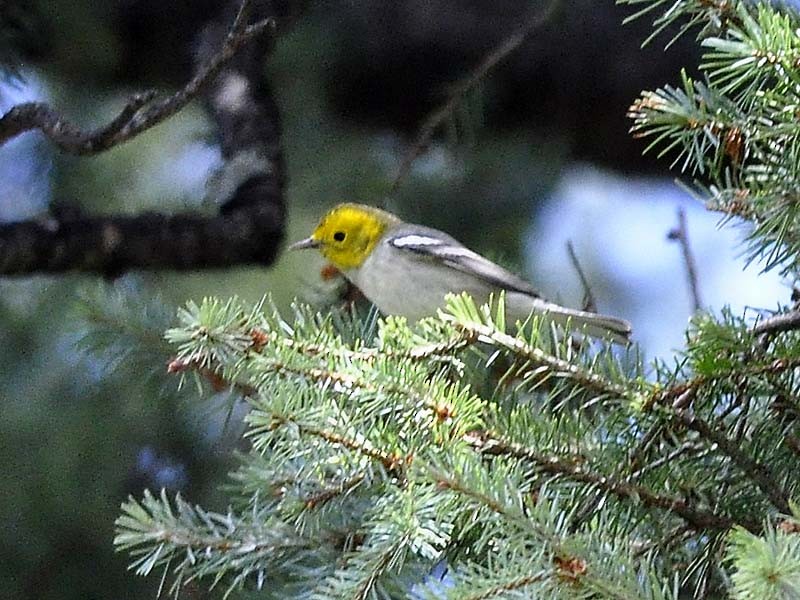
[288,237,320,251]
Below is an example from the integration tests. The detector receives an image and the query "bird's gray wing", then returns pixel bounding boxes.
[387,228,542,298]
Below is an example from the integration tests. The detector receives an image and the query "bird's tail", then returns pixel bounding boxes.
[509,294,632,344]
[544,303,632,344]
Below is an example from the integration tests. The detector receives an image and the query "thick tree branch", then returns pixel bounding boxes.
[0,0,273,154]
[752,310,800,336]
[0,201,283,275]
[0,0,287,276]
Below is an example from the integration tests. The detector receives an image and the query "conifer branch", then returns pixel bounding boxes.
[168,331,470,410]
[428,460,560,555]
[269,414,405,477]
[140,287,800,596]
[349,538,408,600]
[462,573,551,600]
[252,356,451,422]
[302,474,366,510]
[646,354,800,410]
[167,357,257,397]
[466,431,747,532]
[452,320,635,400]
[114,489,314,595]
[433,463,658,600]
[629,442,707,479]
[434,469,516,521]
[619,0,741,47]
[114,1,800,597]
[250,325,476,364]
[677,411,791,514]
[726,523,800,598]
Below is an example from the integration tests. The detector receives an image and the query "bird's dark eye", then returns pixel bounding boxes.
[333,231,346,242]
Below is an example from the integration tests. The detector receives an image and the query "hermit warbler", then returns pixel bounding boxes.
[290,203,632,343]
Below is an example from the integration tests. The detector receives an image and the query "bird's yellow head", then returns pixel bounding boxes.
[289,203,401,270]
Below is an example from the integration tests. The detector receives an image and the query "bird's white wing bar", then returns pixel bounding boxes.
[390,234,445,248]
[388,229,541,298]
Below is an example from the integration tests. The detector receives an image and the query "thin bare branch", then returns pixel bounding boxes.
[389,0,559,192]
[566,241,597,313]
[668,207,702,312]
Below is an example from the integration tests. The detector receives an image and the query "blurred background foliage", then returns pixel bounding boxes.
[0,0,789,598]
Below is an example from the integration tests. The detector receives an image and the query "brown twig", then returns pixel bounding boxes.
[302,474,366,510]
[271,415,405,478]
[167,357,257,397]
[462,574,550,600]
[668,207,702,312]
[752,310,800,336]
[0,0,274,154]
[389,0,559,192]
[566,241,597,313]
[644,355,800,411]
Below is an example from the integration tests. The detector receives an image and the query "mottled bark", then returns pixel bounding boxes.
[0,0,287,276]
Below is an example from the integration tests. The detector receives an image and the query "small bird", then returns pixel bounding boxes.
[289,203,632,343]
